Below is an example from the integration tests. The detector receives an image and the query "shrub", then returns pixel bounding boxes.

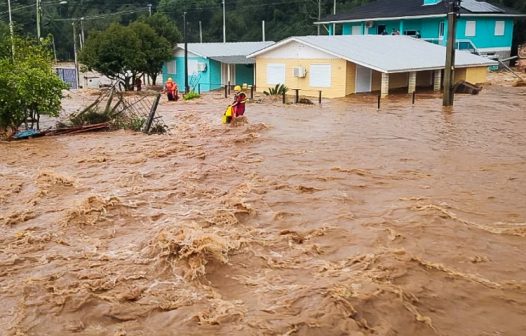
[264,84,288,96]
[183,91,200,101]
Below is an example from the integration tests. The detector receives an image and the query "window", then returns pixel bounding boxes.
[438,21,445,39]
[166,60,176,74]
[352,26,362,35]
[495,21,505,36]
[465,21,476,37]
[309,64,331,88]
[266,64,285,85]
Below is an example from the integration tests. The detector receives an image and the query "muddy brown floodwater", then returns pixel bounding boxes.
[1,75,526,336]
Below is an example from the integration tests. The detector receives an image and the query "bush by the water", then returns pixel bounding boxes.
[264,84,288,96]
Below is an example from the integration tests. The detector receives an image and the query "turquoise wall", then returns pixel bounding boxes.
[162,55,209,92]
[163,57,256,93]
[235,64,254,86]
[209,60,222,91]
[456,17,513,49]
[339,16,513,50]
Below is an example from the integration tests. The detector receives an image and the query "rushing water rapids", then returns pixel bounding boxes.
[1,76,525,335]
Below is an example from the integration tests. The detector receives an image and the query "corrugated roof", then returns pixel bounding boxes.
[177,41,274,64]
[248,35,497,73]
[317,0,521,23]
[461,0,504,13]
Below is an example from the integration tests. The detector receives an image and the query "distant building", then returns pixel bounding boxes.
[248,35,497,98]
[315,0,526,60]
[162,42,274,93]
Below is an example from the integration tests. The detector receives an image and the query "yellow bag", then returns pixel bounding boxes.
[222,105,233,124]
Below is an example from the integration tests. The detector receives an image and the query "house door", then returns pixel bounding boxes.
[377,25,386,35]
[355,65,372,93]
[221,64,236,86]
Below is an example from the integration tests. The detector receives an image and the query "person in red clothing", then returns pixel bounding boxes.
[231,85,247,117]
[164,78,179,101]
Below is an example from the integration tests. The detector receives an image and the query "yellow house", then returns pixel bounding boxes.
[247,35,497,98]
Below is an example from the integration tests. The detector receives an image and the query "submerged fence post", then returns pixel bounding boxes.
[412,91,416,105]
[224,85,227,98]
[282,91,286,104]
[295,89,299,104]
[142,93,161,134]
[250,85,254,100]
[318,91,322,104]
[228,81,231,95]
[198,84,201,95]
[377,94,381,110]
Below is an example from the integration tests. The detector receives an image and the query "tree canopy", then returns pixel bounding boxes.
[0,33,67,137]
[0,0,525,61]
[79,20,173,88]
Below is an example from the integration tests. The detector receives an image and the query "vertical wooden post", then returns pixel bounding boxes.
[412,91,416,105]
[377,94,381,110]
[198,84,201,95]
[251,85,254,99]
[434,70,442,92]
[224,85,227,98]
[295,89,299,103]
[381,73,389,98]
[408,71,416,94]
[318,91,322,104]
[282,91,286,104]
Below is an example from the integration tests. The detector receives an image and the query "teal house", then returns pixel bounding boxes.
[316,0,525,60]
[162,41,274,92]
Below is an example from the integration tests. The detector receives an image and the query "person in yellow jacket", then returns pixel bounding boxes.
[231,85,247,117]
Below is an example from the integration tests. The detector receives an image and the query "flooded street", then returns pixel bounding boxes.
[1,78,525,335]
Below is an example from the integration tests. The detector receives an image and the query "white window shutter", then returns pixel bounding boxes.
[266,64,286,85]
[309,64,331,88]
[465,21,476,37]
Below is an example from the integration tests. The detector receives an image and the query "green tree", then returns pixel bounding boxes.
[129,21,172,85]
[140,13,182,44]
[79,23,143,90]
[0,35,67,137]
[80,21,173,88]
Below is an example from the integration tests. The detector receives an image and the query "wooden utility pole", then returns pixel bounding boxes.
[183,12,189,94]
[317,0,321,35]
[36,0,41,40]
[443,0,461,106]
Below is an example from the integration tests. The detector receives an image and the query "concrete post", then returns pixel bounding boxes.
[434,69,442,92]
[381,73,389,98]
[408,71,417,94]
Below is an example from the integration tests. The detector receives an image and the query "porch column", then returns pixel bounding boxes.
[381,73,389,98]
[433,69,442,91]
[408,71,416,94]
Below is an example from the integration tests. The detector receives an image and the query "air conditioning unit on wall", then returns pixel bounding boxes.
[293,66,306,78]
[197,62,207,72]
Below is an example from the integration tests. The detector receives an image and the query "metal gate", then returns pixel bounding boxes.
[56,68,78,89]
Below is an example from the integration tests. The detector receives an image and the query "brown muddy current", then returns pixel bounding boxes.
[1,78,525,336]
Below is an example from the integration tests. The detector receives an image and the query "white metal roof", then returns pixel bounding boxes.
[176,41,274,64]
[248,35,497,73]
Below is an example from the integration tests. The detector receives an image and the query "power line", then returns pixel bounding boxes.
[48,8,148,22]
[159,0,314,13]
